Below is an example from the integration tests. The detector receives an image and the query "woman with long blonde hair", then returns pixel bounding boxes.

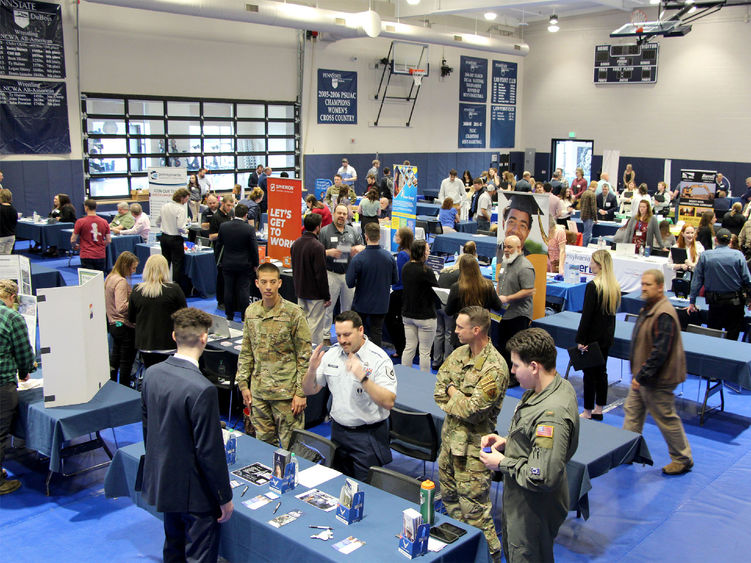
[576,250,621,420]
[128,255,186,367]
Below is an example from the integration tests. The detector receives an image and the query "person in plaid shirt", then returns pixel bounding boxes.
[0,279,35,495]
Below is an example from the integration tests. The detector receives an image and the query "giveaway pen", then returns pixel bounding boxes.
[309,526,333,530]
[240,485,249,497]
[273,501,282,514]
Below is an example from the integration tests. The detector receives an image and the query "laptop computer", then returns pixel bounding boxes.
[208,315,243,341]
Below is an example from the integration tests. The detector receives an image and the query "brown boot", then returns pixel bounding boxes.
[0,479,21,495]
[662,460,693,475]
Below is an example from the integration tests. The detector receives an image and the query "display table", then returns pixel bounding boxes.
[416,214,477,234]
[13,380,141,495]
[15,220,75,251]
[416,202,441,216]
[136,243,217,296]
[30,263,66,294]
[475,266,587,312]
[106,234,143,270]
[564,245,673,293]
[572,219,623,237]
[394,365,652,519]
[431,232,499,258]
[105,435,490,563]
[532,311,751,391]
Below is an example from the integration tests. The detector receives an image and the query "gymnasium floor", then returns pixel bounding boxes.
[3,245,751,561]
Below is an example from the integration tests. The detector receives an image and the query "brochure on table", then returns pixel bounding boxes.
[0,254,32,295]
[37,272,109,407]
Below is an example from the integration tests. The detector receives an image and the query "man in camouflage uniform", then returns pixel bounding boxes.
[237,262,312,449]
[434,306,508,561]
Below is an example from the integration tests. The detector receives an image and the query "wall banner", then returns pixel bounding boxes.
[267,177,302,267]
[490,105,515,148]
[459,56,487,102]
[458,103,486,149]
[317,68,357,124]
[0,1,65,79]
[491,61,517,105]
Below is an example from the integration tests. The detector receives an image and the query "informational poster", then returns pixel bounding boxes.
[678,169,716,227]
[148,167,187,226]
[458,103,486,148]
[267,177,302,268]
[490,105,515,148]
[0,78,69,154]
[17,293,37,351]
[491,61,517,104]
[315,178,333,201]
[496,192,550,320]
[0,254,32,294]
[317,69,357,124]
[390,165,418,251]
[459,56,487,102]
[0,1,65,79]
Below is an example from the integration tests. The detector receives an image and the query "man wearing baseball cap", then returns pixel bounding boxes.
[689,227,751,340]
[337,158,358,190]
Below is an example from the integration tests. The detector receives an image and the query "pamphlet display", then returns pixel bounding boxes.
[399,508,430,558]
[37,272,109,407]
[336,478,364,525]
[677,169,716,227]
[148,167,186,226]
[269,448,297,494]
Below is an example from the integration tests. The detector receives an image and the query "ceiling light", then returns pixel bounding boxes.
[484,12,497,21]
[688,5,697,12]
[684,0,694,4]
[406,0,420,5]
[549,14,558,25]
[548,24,560,32]
[649,0,660,4]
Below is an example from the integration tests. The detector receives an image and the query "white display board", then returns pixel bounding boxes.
[37,272,110,408]
[148,167,187,226]
[0,254,32,294]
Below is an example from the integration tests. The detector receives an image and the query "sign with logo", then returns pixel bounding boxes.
[390,165,418,251]
[458,103,486,148]
[317,68,357,124]
[0,78,70,154]
[678,169,716,227]
[459,56,487,102]
[267,177,302,267]
[148,167,187,225]
[0,1,65,79]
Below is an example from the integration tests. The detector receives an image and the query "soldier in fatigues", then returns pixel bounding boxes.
[434,306,508,561]
[237,262,311,449]
[480,328,579,563]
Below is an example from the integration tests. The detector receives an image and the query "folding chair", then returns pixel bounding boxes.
[686,324,727,424]
[367,466,423,503]
[289,429,337,468]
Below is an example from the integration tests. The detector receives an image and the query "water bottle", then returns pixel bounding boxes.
[490,256,498,281]
[420,480,435,525]
[291,452,299,486]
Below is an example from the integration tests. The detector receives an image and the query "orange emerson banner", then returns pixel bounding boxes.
[266,177,302,268]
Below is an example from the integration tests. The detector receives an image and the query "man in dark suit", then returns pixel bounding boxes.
[596,183,619,221]
[247,164,264,189]
[258,166,271,214]
[141,307,233,562]
[215,203,259,322]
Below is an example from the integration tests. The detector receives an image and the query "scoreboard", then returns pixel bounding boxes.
[594,43,659,84]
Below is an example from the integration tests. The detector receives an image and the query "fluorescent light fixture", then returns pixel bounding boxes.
[406,0,421,5]
[548,24,560,32]
[688,5,697,12]
[484,12,497,21]
[684,0,694,4]
[649,0,660,4]
[549,14,558,25]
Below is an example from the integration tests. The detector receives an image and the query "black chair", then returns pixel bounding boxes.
[133,349,175,390]
[686,324,727,424]
[426,219,443,236]
[288,429,337,468]
[367,466,423,503]
[477,229,495,236]
[388,407,439,480]
[200,349,239,425]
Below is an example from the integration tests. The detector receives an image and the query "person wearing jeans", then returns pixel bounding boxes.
[580,181,598,248]
[400,240,438,372]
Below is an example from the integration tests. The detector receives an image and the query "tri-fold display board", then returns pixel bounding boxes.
[37,272,109,408]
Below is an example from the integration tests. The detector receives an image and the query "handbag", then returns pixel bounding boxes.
[567,342,605,370]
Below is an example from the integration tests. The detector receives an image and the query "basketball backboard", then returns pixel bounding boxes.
[391,41,429,76]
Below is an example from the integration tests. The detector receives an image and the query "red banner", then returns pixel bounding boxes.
[267,177,302,268]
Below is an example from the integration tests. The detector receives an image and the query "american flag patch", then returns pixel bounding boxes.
[536,425,554,438]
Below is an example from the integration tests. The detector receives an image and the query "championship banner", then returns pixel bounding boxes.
[391,165,418,251]
[149,167,187,226]
[495,192,550,320]
[267,177,302,268]
[678,169,716,227]
[317,69,357,124]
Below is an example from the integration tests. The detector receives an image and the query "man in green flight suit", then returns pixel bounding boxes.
[434,306,508,561]
[480,328,579,563]
[237,262,311,449]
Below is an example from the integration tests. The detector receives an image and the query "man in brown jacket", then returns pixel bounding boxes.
[580,181,598,247]
[624,269,693,475]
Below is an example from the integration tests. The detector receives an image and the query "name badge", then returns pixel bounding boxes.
[330,236,338,242]
[605,202,611,207]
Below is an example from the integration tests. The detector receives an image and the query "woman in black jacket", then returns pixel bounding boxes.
[401,239,438,372]
[576,250,621,420]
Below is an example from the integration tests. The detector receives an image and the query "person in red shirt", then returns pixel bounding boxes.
[71,199,111,271]
[304,194,332,233]
[571,167,588,200]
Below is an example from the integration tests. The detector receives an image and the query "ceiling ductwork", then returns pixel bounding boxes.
[82,0,530,56]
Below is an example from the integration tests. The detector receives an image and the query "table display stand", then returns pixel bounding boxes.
[335,491,364,525]
[47,430,115,496]
[269,462,296,494]
[398,523,430,559]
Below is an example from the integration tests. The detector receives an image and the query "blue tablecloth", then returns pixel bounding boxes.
[13,380,141,473]
[431,232,499,258]
[420,188,439,200]
[106,234,142,270]
[30,263,66,294]
[532,311,751,389]
[416,215,477,235]
[545,279,587,312]
[97,210,119,222]
[105,435,490,563]
[136,243,217,297]
[15,220,75,250]
[394,365,652,519]
[416,202,441,216]
[572,219,622,237]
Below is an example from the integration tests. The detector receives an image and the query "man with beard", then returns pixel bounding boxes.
[496,235,535,383]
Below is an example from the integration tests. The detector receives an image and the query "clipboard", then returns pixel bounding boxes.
[567,342,605,370]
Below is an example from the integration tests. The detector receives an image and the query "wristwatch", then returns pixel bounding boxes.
[360,375,369,384]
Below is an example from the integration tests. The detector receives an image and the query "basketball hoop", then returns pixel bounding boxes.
[409,68,426,87]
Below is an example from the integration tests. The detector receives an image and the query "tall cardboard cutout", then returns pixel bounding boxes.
[390,165,418,251]
[495,192,550,320]
[37,272,109,407]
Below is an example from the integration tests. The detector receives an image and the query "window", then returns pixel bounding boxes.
[82,93,299,199]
